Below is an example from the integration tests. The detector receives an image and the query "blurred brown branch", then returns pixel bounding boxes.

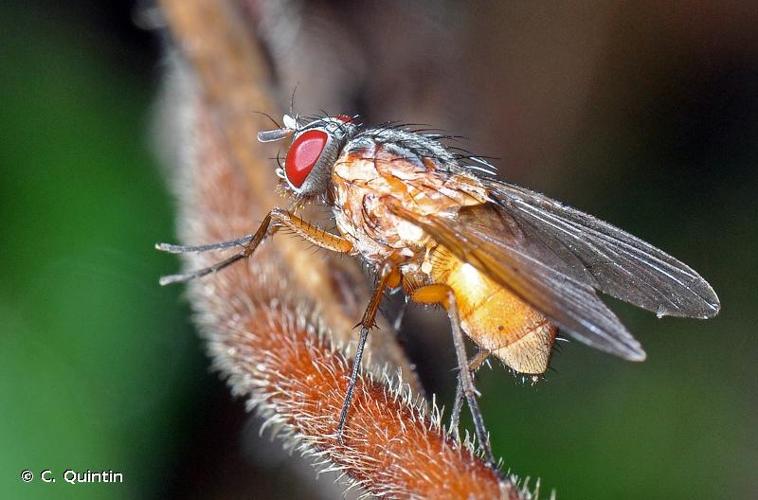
[156,0,528,497]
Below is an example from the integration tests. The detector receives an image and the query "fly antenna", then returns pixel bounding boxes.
[258,127,293,142]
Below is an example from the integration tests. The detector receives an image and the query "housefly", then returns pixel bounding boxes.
[157,113,720,464]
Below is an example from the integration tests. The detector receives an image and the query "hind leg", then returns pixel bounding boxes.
[450,349,491,440]
[411,284,495,466]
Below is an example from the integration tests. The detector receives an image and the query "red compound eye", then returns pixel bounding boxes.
[335,114,354,123]
[285,129,328,188]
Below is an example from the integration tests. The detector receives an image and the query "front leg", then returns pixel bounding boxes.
[157,208,354,285]
[411,284,495,466]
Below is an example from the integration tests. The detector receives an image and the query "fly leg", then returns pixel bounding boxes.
[392,297,409,332]
[411,284,495,466]
[337,264,400,442]
[156,234,254,254]
[450,349,491,440]
[156,208,354,285]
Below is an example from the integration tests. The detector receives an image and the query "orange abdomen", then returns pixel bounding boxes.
[430,247,557,375]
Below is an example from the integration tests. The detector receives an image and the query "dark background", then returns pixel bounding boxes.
[2,1,756,498]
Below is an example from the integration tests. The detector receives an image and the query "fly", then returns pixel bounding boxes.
[157,113,720,465]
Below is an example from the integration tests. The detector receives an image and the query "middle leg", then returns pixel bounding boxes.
[337,264,401,442]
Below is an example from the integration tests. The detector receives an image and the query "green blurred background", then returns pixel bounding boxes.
[1,1,756,499]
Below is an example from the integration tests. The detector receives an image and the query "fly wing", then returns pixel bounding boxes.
[489,182,720,319]
[389,202,647,360]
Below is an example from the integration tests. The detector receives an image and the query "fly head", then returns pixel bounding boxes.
[258,114,358,197]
